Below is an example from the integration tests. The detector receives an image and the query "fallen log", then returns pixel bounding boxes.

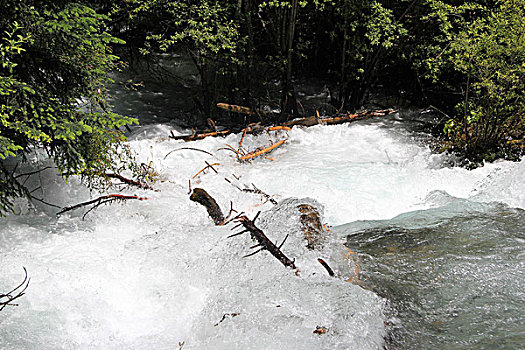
[298,204,326,250]
[283,109,396,127]
[170,130,231,141]
[296,201,360,282]
[217,103,274,118]
[218,102,396,128]
[174,104,394,142]
[190,188,225,225]
[170,123,289,143]
[233,214,296,269]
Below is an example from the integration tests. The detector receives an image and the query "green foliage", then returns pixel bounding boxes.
[425,0,525,158]
[0,1,137,215]
[105,0,523,163]
[148,1,240,58]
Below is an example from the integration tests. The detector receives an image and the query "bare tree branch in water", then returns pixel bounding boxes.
[57,194,148,219]
[1,267,30,312]
[232,213,296,269]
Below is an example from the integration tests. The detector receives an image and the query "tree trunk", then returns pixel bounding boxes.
[280,0,299,119]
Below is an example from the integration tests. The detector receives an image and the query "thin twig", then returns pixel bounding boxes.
[0,267,30,311]
[164,147,214,160]
[192,163,221,179]
[278,234,289,249]
[14,166,54,179]
[29,196,61,209]
[317,258,335,277]
[243,247,264,258]
[205,161,219,174]
[236,129,247,160]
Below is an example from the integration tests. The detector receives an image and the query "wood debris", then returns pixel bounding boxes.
[164,147,214,159]
[240,139,287,161]
[225,179,277,205]
[0,267,30,312]
[102,173,153,190]
[190,188,225,225]
[298,204,326,250]
[313,326,329,335]
[283,109,396,127]
[217,102,272,118]
[192,162,220,179]
[232,214,296,269]
[172,103,392,143]
[170,130,231,141]
[317,258,335,277]
[214,312,240,326]
[57,194,148,219]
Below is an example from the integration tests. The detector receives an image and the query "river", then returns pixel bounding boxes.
[0,83,524,349]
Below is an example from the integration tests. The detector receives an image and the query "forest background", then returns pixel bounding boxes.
[0,0,524,214]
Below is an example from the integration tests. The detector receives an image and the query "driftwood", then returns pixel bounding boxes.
[170,129,231,142]
[190,188,225,225]
[283,109,396,127]
[57,194,148,219]
[240,139,287,161]
[60,171,154,191]
[297,203,360,280]
[0,267,30,311]
[232,214,296,269]
[218,102,395,127]
[313,326,329,335]
[217,103,274,119]
[170,123,290,143]
[172,104,394,142]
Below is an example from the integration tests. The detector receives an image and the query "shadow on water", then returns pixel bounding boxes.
[335,199,525,349]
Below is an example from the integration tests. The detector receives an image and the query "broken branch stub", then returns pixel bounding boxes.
[190,188,225,225]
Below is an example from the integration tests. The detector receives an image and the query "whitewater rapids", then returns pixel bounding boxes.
[0,114,523,349]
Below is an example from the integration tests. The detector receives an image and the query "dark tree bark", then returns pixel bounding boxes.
[190,188,225,225]
[234,215,296,269]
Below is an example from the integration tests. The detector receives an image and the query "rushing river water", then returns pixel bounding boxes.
[0,104,524,348]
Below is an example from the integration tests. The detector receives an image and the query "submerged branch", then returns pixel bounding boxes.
[0,267,30,312]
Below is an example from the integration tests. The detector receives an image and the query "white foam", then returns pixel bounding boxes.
[1,119,522,349]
